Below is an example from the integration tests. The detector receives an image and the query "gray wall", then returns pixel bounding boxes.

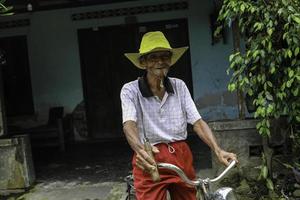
[0,0,239,125]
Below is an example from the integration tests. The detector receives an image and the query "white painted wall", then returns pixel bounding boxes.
[0,0,239,124]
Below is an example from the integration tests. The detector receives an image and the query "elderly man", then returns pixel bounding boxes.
[120,31,237,200]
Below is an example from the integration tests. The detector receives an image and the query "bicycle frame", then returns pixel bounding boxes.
[124,161,237,200]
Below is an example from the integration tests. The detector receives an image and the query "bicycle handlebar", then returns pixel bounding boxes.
[157,160,236,186]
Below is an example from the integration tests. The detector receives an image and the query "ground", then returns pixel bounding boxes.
[0,134,211,200]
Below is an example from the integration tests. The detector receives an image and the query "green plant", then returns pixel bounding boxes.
[258,153,274,191]
[0,0,13,16]
[215,0,300,137]
[215,0,300,197]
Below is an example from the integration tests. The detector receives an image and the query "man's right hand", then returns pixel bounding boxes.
[135,146,160,173]
[122,121,160,172]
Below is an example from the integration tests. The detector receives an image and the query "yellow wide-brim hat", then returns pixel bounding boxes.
[124,31,188,69]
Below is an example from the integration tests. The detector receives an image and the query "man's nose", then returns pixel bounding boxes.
[157,60,163,64]
[157,57,164,63]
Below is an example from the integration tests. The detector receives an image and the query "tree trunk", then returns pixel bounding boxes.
[232,20,245,119]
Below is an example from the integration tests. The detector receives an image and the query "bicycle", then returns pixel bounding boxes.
[125,160,237,200]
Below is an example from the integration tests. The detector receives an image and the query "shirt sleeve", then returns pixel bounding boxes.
[181,80,202,125]
[120,84,137,124]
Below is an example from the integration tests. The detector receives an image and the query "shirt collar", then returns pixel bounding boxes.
[138,73,174,97]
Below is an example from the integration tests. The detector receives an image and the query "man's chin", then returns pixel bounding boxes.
[157,71,168,78]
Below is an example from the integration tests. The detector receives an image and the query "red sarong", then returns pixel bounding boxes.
[132,141,197,200]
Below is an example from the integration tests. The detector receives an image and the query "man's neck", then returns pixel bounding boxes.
[146,73,164,91]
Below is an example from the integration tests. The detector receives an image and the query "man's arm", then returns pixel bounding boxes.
[123,120,159,172]
[193,119,238,166]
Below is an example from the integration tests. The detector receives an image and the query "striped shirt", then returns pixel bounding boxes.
[120,75,201,145]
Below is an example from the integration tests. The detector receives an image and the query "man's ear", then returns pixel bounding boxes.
[140,62,147,68]
[139,57,147,68]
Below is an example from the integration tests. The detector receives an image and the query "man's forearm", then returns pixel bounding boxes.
[123,120,143,153]
[193,119,221,154]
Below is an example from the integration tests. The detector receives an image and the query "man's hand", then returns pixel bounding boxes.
[136,146,160,173]
[215,149,238,166]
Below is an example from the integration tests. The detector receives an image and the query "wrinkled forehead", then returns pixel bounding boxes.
[146,50,172,57]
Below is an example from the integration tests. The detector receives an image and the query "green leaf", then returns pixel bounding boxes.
[267,29,273,36]
[286,79,293,88]
[295,47,299,56]
[267,81,273,87]
[288,49,293,58]
[260,50,265,58]
[266,119,270,128]
[266,128,271,137]
[259,126,266,135]
[281,162,294,169]
[289,69,294,78]
[240,4,245,12]
[230,61,236,69]
[268,42,272,52]
[254,22,263,32]
[229,54,235,62]
[257,172,262,181]
[288,6,295,12]
[282,0,288,6]
[270,66,275,74]
[283,32,289,40]
[226,68,230,75]
[262,74,266,83]
[267,104,274,114]
[278,8,283,15]
[277,93,283,100]
[262,166,268,179]
[228,83,236,91]
[253,50,260,58]
[266,93,273,101]
[292,88,298,96]
[257,74,261,82]
[248,88,253,96]
[214,26,222,37]
[244,77,249,84]
[266,178,274,190]
[292,16,300,24]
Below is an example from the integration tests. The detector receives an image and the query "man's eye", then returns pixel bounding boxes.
[149,56,157,60]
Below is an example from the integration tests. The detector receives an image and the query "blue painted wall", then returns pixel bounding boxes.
[0,0,239,125]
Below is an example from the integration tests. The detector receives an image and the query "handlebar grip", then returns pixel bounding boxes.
[144,141,161,182]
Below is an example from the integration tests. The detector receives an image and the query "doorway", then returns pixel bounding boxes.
[0,35,34,118]
[77,18,193,139]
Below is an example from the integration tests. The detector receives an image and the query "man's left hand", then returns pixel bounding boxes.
[215,149,238,166]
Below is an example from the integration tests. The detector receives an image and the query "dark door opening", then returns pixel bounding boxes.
[77,18,193,139]
[0,36,34,118]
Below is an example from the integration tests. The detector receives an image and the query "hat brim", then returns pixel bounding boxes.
[124,47,189,69]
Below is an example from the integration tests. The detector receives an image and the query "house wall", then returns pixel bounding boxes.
[0,0,239,125]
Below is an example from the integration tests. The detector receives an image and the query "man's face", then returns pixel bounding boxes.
[141,51,172,78]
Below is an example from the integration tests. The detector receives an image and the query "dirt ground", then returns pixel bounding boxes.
[0,134,211,200]
[33,139,133,183]
[33,134,211,184]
